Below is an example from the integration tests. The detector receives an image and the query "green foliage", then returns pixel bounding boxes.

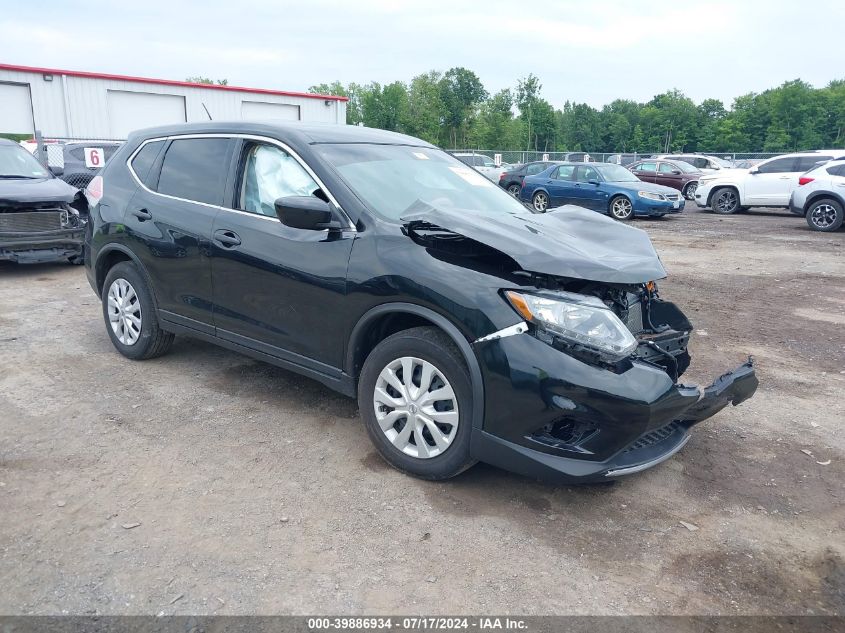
[185,76,228,85]
[307,73,845,152]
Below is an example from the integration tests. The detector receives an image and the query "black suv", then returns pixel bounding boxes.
[84,122,758,482]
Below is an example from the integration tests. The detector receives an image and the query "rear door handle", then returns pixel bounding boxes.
[213,229,241,247]
[131,208,152,221]
[779,176,791,179]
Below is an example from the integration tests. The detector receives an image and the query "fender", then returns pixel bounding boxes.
[347,302,486,429]
[94,243,156,301]
[804,190,845,214]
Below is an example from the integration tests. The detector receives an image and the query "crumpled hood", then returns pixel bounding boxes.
[402,204,667,284]
[0,177,78,206]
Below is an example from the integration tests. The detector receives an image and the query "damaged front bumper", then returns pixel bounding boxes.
[0,227,85,263]
[471,331,758,483]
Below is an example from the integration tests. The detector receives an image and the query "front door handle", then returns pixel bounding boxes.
[213,229,241,247]
[131,208,152,221]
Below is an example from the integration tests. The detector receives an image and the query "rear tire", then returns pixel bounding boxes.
[102,262,174,360]
[358,326,475,480]
[507,183,521,197]
[711,187,740,214]
[806,198,844,232]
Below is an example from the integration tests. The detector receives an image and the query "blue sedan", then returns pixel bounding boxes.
[519,162,684,220]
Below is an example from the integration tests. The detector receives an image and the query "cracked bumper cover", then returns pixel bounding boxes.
[471,330,758,483]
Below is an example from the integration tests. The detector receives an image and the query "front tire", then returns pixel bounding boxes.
[712,187,740,214]
[806,198,844,232]
[358,326,475,480]
[683,182,697,200]
[102,262,174,360]
[609,195,634,221]
[532,191,549,213]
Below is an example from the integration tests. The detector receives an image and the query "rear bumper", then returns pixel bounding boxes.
[472,327,758,483]
[0,228,84,263]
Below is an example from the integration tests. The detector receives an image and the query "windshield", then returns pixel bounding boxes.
[710,155,733,168]
[670,160,699,173]
[596,163,640,182]
[315,144,527,221]
[0,144,50,178]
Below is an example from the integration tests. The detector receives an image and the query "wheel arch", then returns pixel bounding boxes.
[803,191,845,215]
[346,303,485,429]
[95,244,154,300]
[707,184,740,208]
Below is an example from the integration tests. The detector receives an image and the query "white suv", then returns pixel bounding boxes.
[451,152,510,182]
[694,151,845,214]
[655,154,734,173]
[789,159,845,231]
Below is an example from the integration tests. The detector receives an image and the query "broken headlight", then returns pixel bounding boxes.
[505,290,638,362]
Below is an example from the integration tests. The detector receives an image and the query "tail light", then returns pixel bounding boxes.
[499,172,506,181]
[85,175,103,207]
[798,177,814,186]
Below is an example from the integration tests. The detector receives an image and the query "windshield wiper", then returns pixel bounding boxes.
[0,175,42,179]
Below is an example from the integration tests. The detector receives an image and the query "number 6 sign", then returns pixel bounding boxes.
[84,147,105,168]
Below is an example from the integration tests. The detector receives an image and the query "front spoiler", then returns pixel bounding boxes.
[471,357,758,483]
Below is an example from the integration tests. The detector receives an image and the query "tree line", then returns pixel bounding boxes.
[309,70,845,154]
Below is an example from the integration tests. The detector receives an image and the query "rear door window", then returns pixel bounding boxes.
[552,165,575,180]
[156,138,232,205]
[758,157,798,174]
[826,164,845,177]
[130,140,166,188]
[796,156,831,172]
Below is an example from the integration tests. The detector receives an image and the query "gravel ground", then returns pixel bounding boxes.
[0,204,843,616]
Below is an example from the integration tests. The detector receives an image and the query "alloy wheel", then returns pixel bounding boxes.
[809,203,837,229]
[610,197,633,220]
[533,192,548,212]
[684,182,698,200]
[715,190,738,213]
[507,184,521,197]
[107,278,142,345]
[373,356,459,459]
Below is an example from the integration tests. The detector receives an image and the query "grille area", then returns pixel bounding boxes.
[665,193,682,201]
[623,421,683,453]
[0,211,64,232]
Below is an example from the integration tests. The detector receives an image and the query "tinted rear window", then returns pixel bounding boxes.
[156,138,231,205]
[130,140,165,188]
[796,156,830,172]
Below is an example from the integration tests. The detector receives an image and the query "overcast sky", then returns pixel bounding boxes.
[2,1,842,109]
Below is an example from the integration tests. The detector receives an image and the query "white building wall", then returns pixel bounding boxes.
[0,67,346,139]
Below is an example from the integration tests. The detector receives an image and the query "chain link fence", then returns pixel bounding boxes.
[449,149,784,167]
[23,132,125,190]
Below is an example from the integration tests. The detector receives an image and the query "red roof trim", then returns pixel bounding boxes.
[0,62,349,102]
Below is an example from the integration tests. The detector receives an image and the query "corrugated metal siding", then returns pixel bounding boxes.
[0,68,346,138]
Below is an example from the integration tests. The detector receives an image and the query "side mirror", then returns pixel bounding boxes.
[588,180,600,186]
[274,196,339,231]
[49,165,64,177]
[749,167,760,175]
[671,170,681,175]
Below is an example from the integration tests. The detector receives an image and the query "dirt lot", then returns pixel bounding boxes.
[1,204,843,616]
